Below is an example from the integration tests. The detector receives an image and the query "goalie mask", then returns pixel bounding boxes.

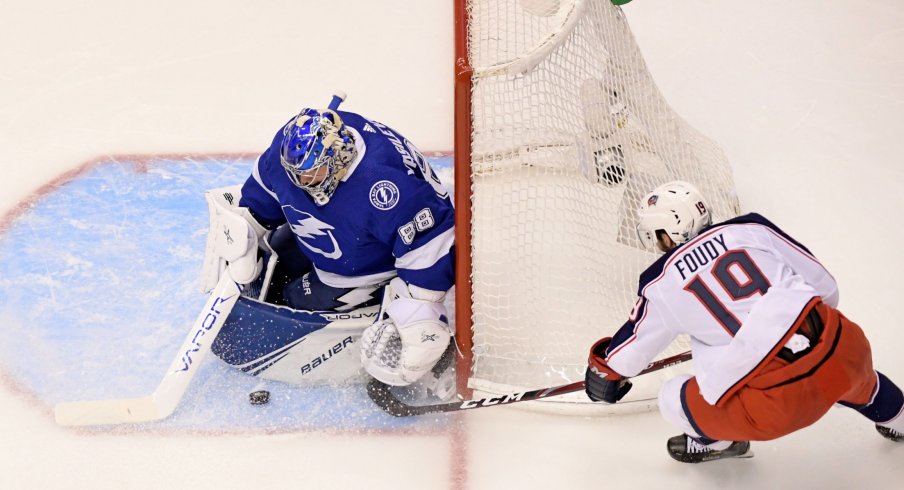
[636,180,712,252]
[280,108,357,206]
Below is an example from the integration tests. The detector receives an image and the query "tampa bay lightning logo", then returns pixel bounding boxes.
[282,205,342,259]
[369,180,400,210]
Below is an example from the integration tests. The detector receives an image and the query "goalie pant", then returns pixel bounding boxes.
[659,300,904,442]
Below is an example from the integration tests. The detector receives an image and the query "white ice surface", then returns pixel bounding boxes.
[1,1,903,489]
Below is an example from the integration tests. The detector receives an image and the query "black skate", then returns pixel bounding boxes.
[667,434,752,463]
[876,424,904,442]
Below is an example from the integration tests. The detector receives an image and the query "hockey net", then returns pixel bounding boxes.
[453,0,740,413]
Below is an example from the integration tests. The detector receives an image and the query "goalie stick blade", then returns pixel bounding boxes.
[54,273,242,427]
[367,351,692,417]
[54,396,163,426]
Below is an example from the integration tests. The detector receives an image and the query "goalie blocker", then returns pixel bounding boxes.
[201,185,268,292]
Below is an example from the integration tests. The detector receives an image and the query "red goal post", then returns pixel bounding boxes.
[452,0,740,413]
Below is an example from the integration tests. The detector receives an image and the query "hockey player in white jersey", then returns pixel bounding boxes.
[585,181,904,463]
[200,93,456,399]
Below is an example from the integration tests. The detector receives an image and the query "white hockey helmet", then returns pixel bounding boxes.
[636,180,712,251]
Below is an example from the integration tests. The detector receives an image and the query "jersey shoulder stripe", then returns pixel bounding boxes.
[723,212,813,255]
[637,212,812,293]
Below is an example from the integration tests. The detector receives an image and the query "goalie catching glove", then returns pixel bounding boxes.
[200,185,269,293]
[585,337,633,403]
[361,277,452,387]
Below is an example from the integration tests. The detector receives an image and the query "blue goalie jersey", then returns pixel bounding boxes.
[239,111,455,293]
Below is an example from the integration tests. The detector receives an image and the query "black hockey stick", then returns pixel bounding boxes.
[367,350,692,416]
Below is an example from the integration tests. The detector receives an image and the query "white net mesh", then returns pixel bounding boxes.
[463,0,740,411]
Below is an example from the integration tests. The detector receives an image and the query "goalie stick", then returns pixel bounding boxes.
[54,272,242,426]
[367,350,692,417]
[55,90,352,427]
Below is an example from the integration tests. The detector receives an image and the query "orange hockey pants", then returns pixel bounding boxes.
[681,301,877,441]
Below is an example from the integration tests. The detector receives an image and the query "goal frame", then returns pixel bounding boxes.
[453,0,476,398]
[450,0,738,409]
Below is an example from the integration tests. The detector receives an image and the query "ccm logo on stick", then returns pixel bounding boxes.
[460,392,527,409]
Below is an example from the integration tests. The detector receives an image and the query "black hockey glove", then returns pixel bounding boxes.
[585,337,633,403]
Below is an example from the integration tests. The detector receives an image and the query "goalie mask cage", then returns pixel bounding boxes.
[453,0,740,413]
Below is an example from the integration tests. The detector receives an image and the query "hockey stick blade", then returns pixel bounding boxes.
[54,396,163,426]
[367,350,692,417]
[54,273,241,426]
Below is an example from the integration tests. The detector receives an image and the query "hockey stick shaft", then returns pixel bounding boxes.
[54,273,242,426]
[328,91,346,110]
[367,350,692,417]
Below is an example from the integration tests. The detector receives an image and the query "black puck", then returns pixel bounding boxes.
[249,390,270,405]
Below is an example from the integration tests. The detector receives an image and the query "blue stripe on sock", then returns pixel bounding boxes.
[839,371,904,423]
[680,379,713,441]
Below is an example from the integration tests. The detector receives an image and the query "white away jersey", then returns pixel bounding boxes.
[239,111,454,292]
[605,213,838,405]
